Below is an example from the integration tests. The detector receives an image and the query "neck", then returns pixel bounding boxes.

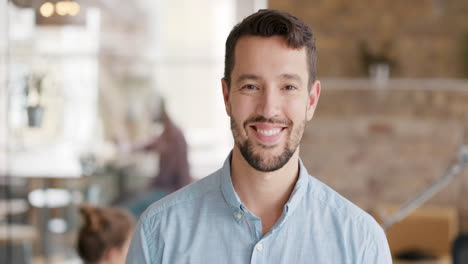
[230,147,300,235]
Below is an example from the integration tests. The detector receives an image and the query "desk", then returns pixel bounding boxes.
[0,224,38,264]
[3,144,82,179]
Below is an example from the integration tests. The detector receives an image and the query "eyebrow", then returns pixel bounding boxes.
[280,73,303,84]
[234,73,304,85]
[234,74,261,85]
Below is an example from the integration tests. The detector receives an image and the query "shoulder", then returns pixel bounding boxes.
[306,175,385,236]
[308,176,370,217]
[127,170,224,262]
[139,168,222,225]
[305,175,391,260]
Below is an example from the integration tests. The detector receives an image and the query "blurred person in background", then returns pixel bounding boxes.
[114,100,192,216]
[132,100,192,192]
[77,205,135,264]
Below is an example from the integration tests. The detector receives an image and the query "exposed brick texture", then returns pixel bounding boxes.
[270,0,468,78]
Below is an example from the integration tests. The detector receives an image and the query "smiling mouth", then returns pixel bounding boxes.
[249,124,288,137]
[255,127,282,136]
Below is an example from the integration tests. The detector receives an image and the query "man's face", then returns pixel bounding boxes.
[222,35,320,172]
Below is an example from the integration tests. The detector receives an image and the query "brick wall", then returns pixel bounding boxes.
[269,0,468,78]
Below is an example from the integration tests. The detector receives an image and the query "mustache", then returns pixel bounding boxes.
[243,116,292,127]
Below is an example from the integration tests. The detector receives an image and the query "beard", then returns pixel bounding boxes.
[230,115,306,172]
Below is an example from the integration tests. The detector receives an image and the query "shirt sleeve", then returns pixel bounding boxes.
[126,217,152,264]
[365,224,393,264]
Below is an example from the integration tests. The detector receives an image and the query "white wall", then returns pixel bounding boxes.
[151,0,235,150]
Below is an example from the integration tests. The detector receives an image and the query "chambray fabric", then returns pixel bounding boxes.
[126,154,392,264]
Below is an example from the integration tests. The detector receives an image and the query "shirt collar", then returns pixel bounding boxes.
[284,158,309,214]
[220,152,309,220]
[220,153,245,221]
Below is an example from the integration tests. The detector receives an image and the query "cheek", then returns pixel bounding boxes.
[286,99,308,121]
[231,98,254,120]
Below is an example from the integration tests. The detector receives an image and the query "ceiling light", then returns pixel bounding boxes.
[39,2,54,17]
[68,1,80,16]
[55,1,69,16]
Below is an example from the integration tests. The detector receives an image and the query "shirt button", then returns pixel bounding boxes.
[241,206,248,213]
[255,243,263,251]
[236,212,242,220]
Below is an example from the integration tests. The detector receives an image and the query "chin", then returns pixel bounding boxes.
[240,142,296,172]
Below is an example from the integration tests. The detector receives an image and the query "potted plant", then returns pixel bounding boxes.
[25,72,46,127]
[360,40,395,86]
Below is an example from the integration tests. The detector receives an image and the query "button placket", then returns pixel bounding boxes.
[235,212,243,220]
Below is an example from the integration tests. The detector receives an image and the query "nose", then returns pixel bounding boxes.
[256,87,281,118]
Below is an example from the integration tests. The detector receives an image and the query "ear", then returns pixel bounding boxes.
[221,78,231,117]
[306,80,321,121]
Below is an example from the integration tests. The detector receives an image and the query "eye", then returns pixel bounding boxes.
[284,85,297,91]
[242,84,258,90]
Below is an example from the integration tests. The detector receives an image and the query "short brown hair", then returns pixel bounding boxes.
[77,205,135,263]
[224,9,317,89]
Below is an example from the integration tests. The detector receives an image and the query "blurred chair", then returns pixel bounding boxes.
[0,199,35,264]
[374,204,457,263]
[453,233,468,264]
[0,224,37,264]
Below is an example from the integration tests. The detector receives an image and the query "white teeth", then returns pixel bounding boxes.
[257,129,280,136]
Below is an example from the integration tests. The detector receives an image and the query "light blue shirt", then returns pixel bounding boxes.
[126,154,392,263]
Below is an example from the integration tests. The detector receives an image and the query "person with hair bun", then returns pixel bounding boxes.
[77,205,135,264]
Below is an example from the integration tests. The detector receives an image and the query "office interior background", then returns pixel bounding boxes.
[1,0,468,263]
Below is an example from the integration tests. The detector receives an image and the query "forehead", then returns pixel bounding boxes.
[232,35,308,82]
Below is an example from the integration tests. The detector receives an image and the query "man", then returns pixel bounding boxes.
[126,9,392,263]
